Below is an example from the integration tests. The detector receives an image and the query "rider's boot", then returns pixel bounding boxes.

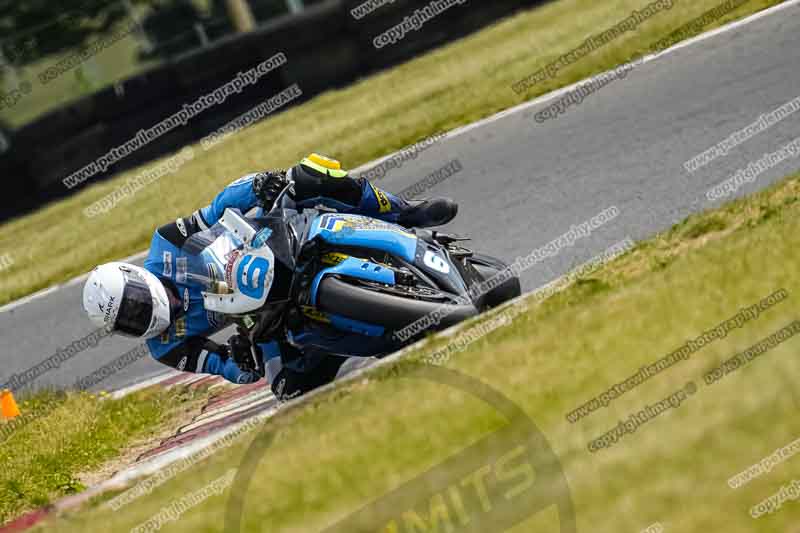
[286,155,459,228]
[397,197,458,228]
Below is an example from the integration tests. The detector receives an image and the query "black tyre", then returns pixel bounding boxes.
[316,276,478,335]
[468,253,521,309]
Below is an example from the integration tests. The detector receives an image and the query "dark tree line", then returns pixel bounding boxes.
[0,0,129,66]
[0,0,302,66]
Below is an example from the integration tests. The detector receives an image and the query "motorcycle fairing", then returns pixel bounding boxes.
[184,211,297,314]
[328,314,385,337]
[308,213,418,262]
[310,256,396,306]
[412,241,470,297]
[202,245,276,314]
[300,306,385,337]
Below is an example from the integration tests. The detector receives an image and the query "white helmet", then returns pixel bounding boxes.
[82,262,172,339]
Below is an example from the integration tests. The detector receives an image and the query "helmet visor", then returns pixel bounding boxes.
[115,278,154,337]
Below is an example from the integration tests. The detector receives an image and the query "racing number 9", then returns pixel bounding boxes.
[236,255,270,299]
[423,250,451,274]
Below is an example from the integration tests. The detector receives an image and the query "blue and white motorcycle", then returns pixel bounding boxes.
[182,179,521,370]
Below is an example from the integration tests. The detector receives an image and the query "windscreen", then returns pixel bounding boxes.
[181,217,297,297]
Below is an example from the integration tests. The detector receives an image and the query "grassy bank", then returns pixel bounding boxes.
[34,169,800,532]
[0,0,783,305]
[0,386,209,525]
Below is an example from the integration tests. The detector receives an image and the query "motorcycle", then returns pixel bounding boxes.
[181,179,521,374]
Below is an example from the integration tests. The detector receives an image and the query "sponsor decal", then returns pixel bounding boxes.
[322,214,401,234]
[183,288,190,312]
[302,305,331,324]
[252,228,273,248]
[176,218,188,237]
[163,251,173,277]
[321,252,349,265]
[175,317,186,339]
[176,257,188,283]
[370,183,392,213]
[321,214,350,232]
[224,250,241,289]
[103,296,116,323]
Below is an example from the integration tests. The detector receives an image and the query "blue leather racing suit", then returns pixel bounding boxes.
[143,170,412,387]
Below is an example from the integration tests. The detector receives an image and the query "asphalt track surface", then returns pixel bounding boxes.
[2,2,799,394]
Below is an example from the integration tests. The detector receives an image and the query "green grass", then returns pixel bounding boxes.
[0,386,207,525]
[0,0,783,305]
[33,170,800,532]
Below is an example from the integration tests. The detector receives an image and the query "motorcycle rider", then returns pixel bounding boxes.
[82,154,457,400]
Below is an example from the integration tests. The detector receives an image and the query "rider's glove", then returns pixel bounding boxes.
[227,333,263,376]
[253,170,289,210]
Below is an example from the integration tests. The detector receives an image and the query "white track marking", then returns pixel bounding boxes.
[109,369,181,399]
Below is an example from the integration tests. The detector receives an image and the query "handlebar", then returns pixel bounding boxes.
[267,179,297,216]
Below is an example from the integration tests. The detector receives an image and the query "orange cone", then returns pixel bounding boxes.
[1,390,20,420]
